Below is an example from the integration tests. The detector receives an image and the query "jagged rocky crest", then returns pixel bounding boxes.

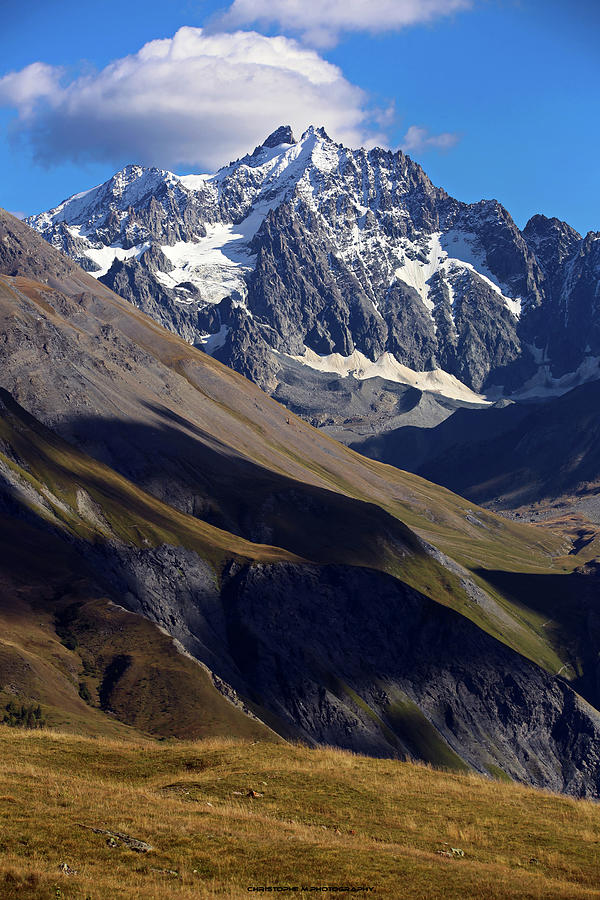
[28,127,600,400]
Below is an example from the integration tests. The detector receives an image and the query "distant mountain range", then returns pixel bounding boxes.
[28,125,600,411]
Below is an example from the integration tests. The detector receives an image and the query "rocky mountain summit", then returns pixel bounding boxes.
[29,126,600,408]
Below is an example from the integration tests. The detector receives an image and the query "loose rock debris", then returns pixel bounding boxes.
[58,863,77,876]
[75,823,154,853]
[436,847,465,858]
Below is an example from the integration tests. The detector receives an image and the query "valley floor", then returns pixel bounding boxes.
[1,729,599,899]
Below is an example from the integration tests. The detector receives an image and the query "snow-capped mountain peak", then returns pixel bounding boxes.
[27,127,600,402]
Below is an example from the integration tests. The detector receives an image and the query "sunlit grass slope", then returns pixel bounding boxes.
[1,729,599,899]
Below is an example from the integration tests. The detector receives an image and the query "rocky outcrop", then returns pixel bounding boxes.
[219,562,600,796]
[260,125,296,149]
[523,217,600,377]
[101,256,211,345]
[82,540,600,797]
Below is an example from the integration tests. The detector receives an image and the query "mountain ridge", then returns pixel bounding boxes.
[28,125,599,415]
[3,208,600,793]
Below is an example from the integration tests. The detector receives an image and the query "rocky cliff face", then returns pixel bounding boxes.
[522,216,600,378]
[56,523,600,797]
[220,562,600,796]
[27,126,600,403]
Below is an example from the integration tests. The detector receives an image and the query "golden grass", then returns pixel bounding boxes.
[1,729,599,899]
[0,547,276,744]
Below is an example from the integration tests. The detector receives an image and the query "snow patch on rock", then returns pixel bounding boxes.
[292,346,491,404]
[512,355,600,399]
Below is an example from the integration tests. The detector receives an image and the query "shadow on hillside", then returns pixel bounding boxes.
[350,401,534,486]
[1,390,419,571]
[4,387,600,720]
[0,469,99,595]
[474,567,600,707]
[4,454,600,781]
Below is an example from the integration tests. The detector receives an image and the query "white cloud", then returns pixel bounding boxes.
[0,62,62,115]
[400,124,459,153]
[220,0,472,46]
[0,27,386,171]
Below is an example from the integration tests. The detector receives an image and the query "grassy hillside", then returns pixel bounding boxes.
[1,728,600,899]
[0,269,581,684]
[0,347,578,706]
[0,512,276,742]
[1,209,600,778]
[0,383,304,569]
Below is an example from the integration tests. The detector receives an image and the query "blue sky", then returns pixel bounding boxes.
[0,0,598,234]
